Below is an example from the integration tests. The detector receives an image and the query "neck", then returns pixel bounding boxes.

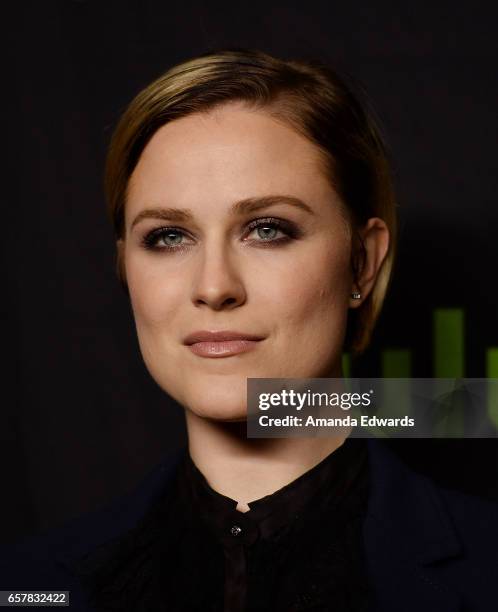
[184,409,350,512]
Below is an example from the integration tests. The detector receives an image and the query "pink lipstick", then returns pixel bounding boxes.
[183,330,265,358]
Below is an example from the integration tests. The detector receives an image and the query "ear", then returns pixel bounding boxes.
[349,217,390,309]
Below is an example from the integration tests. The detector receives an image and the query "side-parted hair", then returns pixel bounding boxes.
[104,48,398,355]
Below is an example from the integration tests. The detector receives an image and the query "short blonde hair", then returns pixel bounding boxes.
[105,48,398,356]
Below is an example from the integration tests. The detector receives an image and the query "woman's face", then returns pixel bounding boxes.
[121,102,356,421]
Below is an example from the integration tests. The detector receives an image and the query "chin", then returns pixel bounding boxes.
[183,388,248,422]
[188,402,248,422]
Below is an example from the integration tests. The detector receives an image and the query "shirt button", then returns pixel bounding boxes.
[230,525,242,536]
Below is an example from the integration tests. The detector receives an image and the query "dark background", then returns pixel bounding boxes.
[3,0,497,544]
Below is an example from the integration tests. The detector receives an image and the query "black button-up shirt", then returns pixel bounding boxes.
[73,437,372,611]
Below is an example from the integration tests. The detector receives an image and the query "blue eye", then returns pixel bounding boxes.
[257,225,277,240]
[158,230,184,246]
[141,228,192,251]
[247,220,284,242]
[244,217,302,246]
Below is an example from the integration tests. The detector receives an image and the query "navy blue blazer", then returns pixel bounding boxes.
[1,439,497,611]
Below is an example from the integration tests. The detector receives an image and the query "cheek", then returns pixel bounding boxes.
[254,243,351,377]
[125,255,184,332]
[262,241,351,328]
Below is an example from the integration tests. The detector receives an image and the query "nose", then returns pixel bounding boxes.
[191,242,247,311]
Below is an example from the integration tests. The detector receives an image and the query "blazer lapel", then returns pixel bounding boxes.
[55,447,186,570]
[364,439,464,612]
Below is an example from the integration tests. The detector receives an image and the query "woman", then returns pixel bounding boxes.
[2,48,496,611]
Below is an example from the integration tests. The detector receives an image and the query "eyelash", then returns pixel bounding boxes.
[140,217,301,253]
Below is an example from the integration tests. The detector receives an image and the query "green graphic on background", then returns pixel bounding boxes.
[381,349,412,377]
[434,308,464,378]
[487,348,498,426]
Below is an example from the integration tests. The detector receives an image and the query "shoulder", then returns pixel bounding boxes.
[418,474,498,609]
[436,482,498,552]
[0,447,185,610]
[367,437,498,539]
[365,438,498,611]
[366,437,498,554]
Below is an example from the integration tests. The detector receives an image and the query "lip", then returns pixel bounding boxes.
[183,330,265,358]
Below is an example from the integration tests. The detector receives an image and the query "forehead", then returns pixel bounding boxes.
[126,103,338,218]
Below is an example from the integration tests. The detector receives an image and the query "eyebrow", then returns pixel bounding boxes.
[130,195,315,230]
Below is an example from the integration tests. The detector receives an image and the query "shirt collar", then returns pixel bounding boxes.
[179,437,368,548]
